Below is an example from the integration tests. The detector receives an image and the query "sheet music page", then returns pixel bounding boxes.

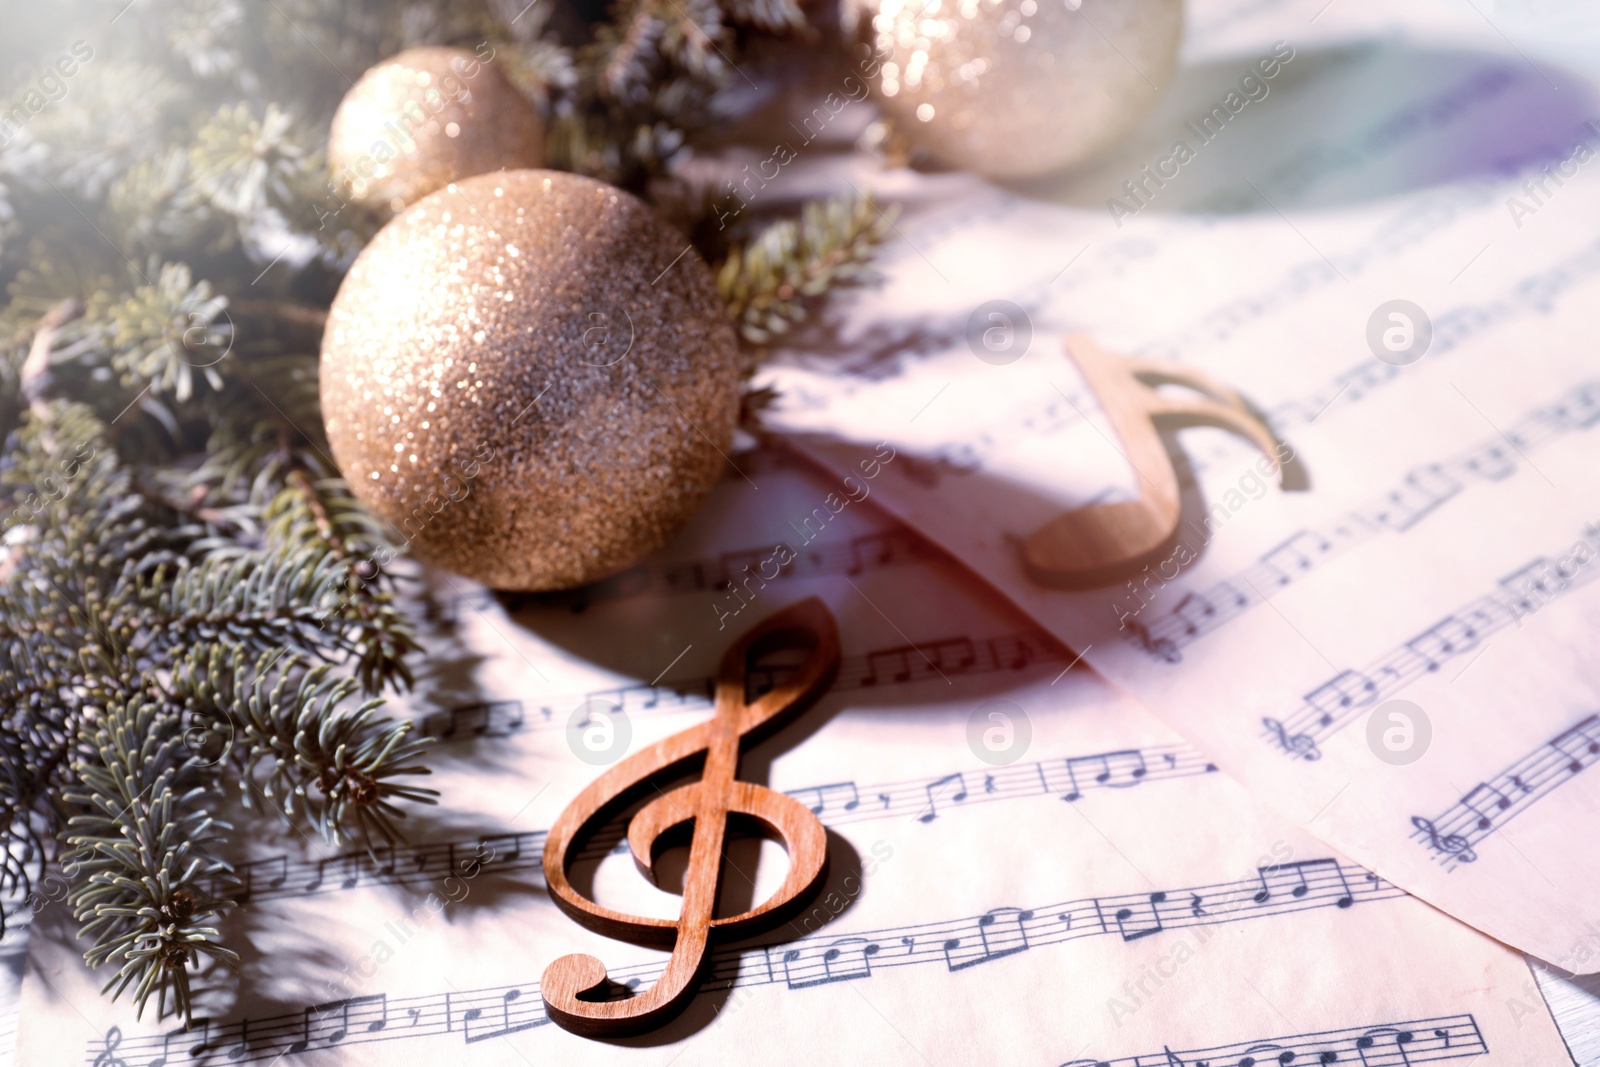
[20,456,1572,1065]
[757,0,1600,969]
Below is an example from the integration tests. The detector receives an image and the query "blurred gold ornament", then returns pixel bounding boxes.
[328,46,544,215]
[859,0,1183,179]
[320,170,743,591]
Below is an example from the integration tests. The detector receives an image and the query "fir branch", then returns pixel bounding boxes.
[101,262,232,403]
[0,0,901,1027]
[61,692,235,1022]
[717,191,897,350]
[721,0,808,33]
[174,650,437,849]
[187,103,314,223]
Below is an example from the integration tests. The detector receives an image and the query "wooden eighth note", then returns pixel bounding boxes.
[541,598,840,1037]
[1024,335,1290,589]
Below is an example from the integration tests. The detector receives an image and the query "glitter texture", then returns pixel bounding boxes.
[864,0,1182,178]
[328,47,544,214]
[320,170,743,591]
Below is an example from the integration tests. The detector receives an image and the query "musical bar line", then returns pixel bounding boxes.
[207,740,1217,905]
[411,629,1068,743]
[1411,711,1600,870]
[1053,1013,1485,1067]
[1263,520,1600,760]
[94,859,1402,1063]
[1128,380,1600,663]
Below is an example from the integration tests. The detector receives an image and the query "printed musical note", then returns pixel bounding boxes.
[90,857,1408,1063]
[926,636,979,674]
[1303,671,1379,726]
[861,647,913,686]
[788,780,861,816]
[1252,860,1352,908]
[477,832,527,866]
[225,1019,252,1060]
[285,995,387,1054]
[1261,531,1333,582]
[1233,1042,1293,1066]
[1549,713,1600,773]
[1459,783,1511,831]
[1461,441,1516,481]
[1059,750,1149,801]
[1499,558,1556,615]
[1355,1026,1416,1067]
[489,523,927,611]
[208,739,1215,905]
[918,772,969,823]
[1172,591,1218,633]
[454,702,492,736]
[784,937,881,987]
[420,627,1071,747]
[716,547,778,590]
[303,859,327,893]
[1272,525,1600,757]
[1369,463,1461,532]
[1127,618,1182,663]
[1404,615,1484,671]
[231,855,287,904]
[1113,891,1167,942]
[1412,709,1599,869]
[144,1022,211,1067]
[943,907,1035,971]
[1131,381,1600,661]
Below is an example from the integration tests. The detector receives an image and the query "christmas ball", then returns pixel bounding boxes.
[328,46,544,214]
[320,170,743,591]
[861,0,1183,179]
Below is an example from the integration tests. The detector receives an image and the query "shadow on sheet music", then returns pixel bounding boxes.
[560,829,870,1047]
[427,445,1082,703]
[138,824,876,1048]
[1008,42,1600,217]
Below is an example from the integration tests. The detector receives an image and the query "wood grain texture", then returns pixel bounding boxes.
[540,597,841,1038]
[1024,334,1285,589]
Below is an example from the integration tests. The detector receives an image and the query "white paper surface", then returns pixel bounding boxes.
[758,0,1600,973]
[12,0,1600,1062]
[19,454,1574,1066]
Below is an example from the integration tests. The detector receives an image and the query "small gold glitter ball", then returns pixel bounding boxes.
[328,46,545,215]
[320,169,743,591]
[861,0,1182,178]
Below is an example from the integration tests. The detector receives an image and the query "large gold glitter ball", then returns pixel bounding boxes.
[328,46,544,215]
[320,169,743,591]
[861,0,1182,178]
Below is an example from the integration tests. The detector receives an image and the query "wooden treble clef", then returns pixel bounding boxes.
[541,598,841,1037]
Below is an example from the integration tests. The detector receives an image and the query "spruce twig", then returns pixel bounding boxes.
[0,0,892,1023]
[717,191,897,351]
